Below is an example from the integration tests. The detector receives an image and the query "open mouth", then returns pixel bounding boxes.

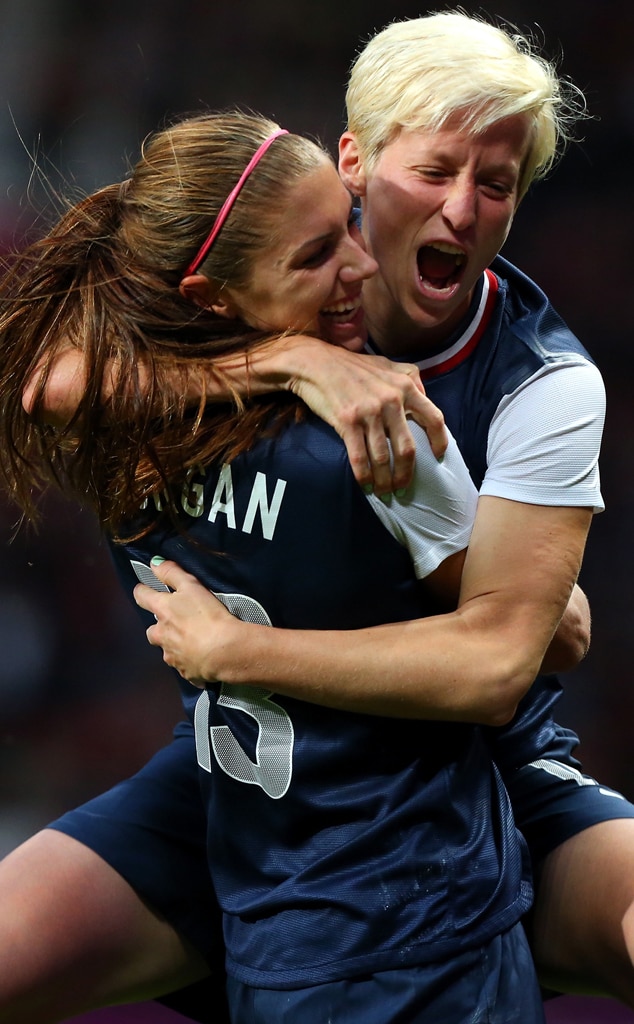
[417,243,466,291]
[320,295,363,321]
[318,294,366,349]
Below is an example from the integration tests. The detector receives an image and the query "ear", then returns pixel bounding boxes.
[179,274,214,309]
[338,132,367,196]
[179,274,240,320]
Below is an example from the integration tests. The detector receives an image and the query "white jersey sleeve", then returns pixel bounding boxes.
[480,359,605,512]
[366,424,478,580]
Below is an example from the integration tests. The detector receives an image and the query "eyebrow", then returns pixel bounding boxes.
[290,195,355,260]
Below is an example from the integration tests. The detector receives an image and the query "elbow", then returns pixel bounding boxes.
[22,377,37,416]
[481,700,519,728]
[562,613,592,668]
[554,633,590,673]
[22,367,50,420]
[469,662,538,728]
[23,367,75,427]
[540,618,591,675]
[541,585,592,674]
[22,349,85,427]
[476,697,519,728]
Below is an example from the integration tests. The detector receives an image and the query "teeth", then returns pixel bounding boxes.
[429,242,466,264]
[321,297,361,316]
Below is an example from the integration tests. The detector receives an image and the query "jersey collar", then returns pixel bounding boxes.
[365,269,499,381]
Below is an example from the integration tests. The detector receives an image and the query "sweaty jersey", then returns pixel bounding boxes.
[366,255,605,797]
[109,416,532,989]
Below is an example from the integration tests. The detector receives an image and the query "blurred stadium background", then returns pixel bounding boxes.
[0,1,633,1021]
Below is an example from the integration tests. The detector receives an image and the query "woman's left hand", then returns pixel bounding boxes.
[133,558,241,687]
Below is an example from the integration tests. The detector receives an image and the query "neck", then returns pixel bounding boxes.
[362,277,474,358]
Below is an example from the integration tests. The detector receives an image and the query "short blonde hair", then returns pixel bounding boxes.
[346,11,587,197]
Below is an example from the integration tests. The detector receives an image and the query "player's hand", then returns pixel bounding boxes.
[133,558,243,687]
[283,340,447,495]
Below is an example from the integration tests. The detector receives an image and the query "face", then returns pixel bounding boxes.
[222,158,377,351]
[339,114,532,354]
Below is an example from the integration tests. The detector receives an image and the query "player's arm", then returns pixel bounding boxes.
[539,582,590,673]
[22,336,447,495]
[136,497,591,726]
[425,556,590,672]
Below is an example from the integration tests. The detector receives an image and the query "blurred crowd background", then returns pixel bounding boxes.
[0,0,632,883]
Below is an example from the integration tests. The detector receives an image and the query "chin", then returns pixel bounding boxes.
[321,331,367,352]
[340,336,367,352]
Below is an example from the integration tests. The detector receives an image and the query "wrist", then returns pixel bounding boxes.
[214,621,275,687]
[249,334,327,395]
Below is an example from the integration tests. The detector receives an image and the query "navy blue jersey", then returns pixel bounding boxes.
[379,255,602,803]
[109,410,530,988]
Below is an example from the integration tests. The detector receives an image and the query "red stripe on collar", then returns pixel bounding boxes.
[418,269,499,381]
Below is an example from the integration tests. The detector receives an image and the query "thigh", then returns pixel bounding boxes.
[528,819,634,1007]
[50,726,220,959]
[44,727,229,1024]
[0,828,211,1024]
[227,923,544,1024]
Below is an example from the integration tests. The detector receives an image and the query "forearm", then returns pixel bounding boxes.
[139,501,590,724]
[24,334,446,493]
[22,334,326,421]
[23,343,248,425]
[204,602,546,726]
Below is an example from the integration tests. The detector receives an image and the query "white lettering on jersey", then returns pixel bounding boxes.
[130,561,295,800]
[181,467,205,518]
[205,465,287,540]
[140,491,164,512]
[242,472,287,540]
[138,465,287,540]
[191,592,293,798]
[195,685,294,799]
[208,464,236,529]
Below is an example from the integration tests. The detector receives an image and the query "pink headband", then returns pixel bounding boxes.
[184,128,289,276]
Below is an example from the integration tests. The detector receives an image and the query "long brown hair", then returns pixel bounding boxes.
[0,112,328,537]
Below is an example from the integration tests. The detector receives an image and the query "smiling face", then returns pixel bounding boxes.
[217,157,377,352]
[339,113,532,355]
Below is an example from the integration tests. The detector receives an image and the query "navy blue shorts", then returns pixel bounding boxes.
[226,922,544,1024]
[505,757,634,863]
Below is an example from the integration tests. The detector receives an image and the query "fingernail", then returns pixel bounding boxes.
[394,488,407,498]
[380,493,391,505]
[151,555,165,566]
[436,454,445,464]
[363,483,373,495]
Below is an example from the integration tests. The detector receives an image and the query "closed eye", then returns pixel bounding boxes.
[479,180,515,199]
[299,241,334,269]
[416,166,450,182]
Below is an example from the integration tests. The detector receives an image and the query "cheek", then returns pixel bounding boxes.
[280,287,324,329]
[367,222,406,270]
[484,201,516,244]
[369,186,433,250]
[481,216,515,261]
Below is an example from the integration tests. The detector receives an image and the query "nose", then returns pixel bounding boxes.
[442,178,477,232]
[339,236,378,284]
